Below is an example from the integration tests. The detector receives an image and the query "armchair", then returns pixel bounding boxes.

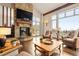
[43,31,51,38]
[63,30,79,50]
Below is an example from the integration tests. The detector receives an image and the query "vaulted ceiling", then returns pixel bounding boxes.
[33,3,66,14]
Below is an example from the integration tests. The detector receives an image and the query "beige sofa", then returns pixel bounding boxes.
[63,30,79,50]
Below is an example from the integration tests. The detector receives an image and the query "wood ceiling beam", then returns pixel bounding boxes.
[43,3,75,16]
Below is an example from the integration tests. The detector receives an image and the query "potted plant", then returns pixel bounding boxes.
[11,39,17,46]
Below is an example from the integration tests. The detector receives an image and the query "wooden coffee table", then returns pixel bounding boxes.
[34,40,63,56]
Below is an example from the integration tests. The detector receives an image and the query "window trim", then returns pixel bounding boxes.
[52,7,79,20]
[0,5,3,26]
[65,9,74,17]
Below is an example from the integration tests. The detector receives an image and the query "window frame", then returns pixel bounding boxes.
[0,5,3,26]
[58,12,65,19]
[65,9,74,17]
[74,7,79,15]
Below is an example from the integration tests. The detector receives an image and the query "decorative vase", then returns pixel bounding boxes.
[0,38,6,48]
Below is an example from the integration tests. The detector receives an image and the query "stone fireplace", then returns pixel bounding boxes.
[15,21,32,38]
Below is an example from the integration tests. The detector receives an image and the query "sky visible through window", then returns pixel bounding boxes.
[52,8,79,31]
[59,15,79,31]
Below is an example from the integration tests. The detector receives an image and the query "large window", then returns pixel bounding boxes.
[52,14,57,29]
[0,5,2,26]
[11,8,14,26]
[52,7,79,31]
[52,15,57,20]
[8,7,11,26]
[32,17,40,36]
[52,20,56,29]
[33,17,40,26]
[0,5,14,27]
[58,12,65,18]
[65,9,74,17]
[4,6,7,25]
[59,15,79,31]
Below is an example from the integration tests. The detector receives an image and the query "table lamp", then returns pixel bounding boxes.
[0,27,11,48]
[44,19,48,26]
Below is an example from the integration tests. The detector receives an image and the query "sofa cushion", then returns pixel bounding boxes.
[65,38,74,42]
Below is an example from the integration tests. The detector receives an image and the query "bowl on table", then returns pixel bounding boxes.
[42,39,53,45]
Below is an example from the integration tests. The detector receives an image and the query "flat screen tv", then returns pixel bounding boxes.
[16,8,33,21]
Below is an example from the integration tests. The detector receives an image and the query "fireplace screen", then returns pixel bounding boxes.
[20,27,31,38]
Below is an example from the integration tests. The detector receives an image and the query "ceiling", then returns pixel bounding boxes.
[33,3,66,14]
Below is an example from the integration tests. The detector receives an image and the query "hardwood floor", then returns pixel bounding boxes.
[63,47,79,56]
[19,37,74,56]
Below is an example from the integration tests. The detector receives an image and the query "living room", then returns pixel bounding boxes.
[0,3,79,56]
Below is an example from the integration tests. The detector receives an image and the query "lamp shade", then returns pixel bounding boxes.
[0,27,11,35]
[44,20,48,24]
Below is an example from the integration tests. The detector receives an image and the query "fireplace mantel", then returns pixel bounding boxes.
[15,20,32,38]
[16,20,32,26]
